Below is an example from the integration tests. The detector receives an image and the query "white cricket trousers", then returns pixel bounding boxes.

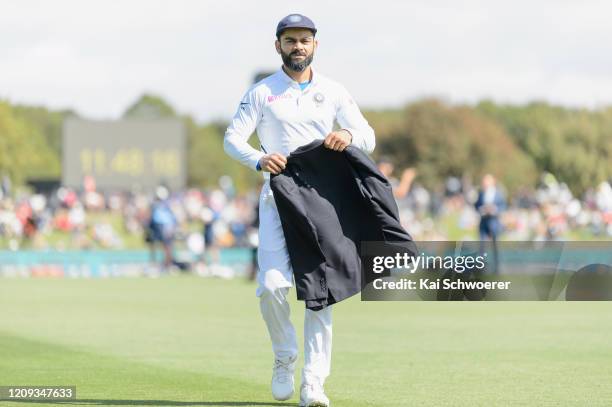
[256,182,332,386]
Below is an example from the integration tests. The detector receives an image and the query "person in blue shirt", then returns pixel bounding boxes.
[475,174,506,273]
[148,186,177,270]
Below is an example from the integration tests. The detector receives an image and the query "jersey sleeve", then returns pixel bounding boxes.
[335,85,376,154]
[223,87,266,170]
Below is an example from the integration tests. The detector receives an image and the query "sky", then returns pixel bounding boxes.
[1,0,611,122]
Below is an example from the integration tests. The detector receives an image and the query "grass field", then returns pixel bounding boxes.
[1,276,611,406]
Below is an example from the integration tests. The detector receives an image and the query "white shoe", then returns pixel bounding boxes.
[299,381,330,407]
[271,355,297,401]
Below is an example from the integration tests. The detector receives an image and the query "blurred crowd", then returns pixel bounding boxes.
[383,165,612,241]
[0,175,259,254]
[0,169,610,255]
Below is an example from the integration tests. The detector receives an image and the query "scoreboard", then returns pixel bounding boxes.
[63,119,186,190]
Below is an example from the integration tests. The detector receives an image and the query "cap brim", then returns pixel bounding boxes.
[276,27,317,37]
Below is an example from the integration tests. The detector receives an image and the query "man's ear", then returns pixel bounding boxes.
[275,40,281,54]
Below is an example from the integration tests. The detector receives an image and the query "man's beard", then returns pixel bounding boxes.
[281,49,314,72]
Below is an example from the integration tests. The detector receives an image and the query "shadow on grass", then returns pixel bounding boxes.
[3,400,296,406]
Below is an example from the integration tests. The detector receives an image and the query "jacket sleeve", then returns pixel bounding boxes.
[223,87,266,170]
[335,85,376,154]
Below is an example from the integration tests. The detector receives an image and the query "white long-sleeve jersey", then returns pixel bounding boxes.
[224,67,375,175]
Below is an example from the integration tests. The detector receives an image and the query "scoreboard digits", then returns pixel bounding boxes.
[63,119,185,189]
[78,148,179,178]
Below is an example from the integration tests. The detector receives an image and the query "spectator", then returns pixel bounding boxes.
[475,174,506,273]
[148,186,178,270]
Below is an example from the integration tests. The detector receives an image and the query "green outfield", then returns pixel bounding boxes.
[1,276,611,406]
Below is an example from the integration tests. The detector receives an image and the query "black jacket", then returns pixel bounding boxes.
[271,140,414,310]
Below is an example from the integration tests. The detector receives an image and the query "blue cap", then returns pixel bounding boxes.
[276,14,317,38]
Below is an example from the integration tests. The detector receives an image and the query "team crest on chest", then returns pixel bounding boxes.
[313,92,325,106]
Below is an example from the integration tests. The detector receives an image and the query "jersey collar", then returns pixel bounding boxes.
[278,65,318,87]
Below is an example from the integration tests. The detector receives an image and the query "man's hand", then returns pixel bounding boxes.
[258,153,287,174]
[324,130,352,152]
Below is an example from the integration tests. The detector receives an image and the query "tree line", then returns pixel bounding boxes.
[0,95,609,195]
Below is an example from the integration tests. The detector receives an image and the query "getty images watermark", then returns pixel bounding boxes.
[371,251,511,291]
[360,241,612,301]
